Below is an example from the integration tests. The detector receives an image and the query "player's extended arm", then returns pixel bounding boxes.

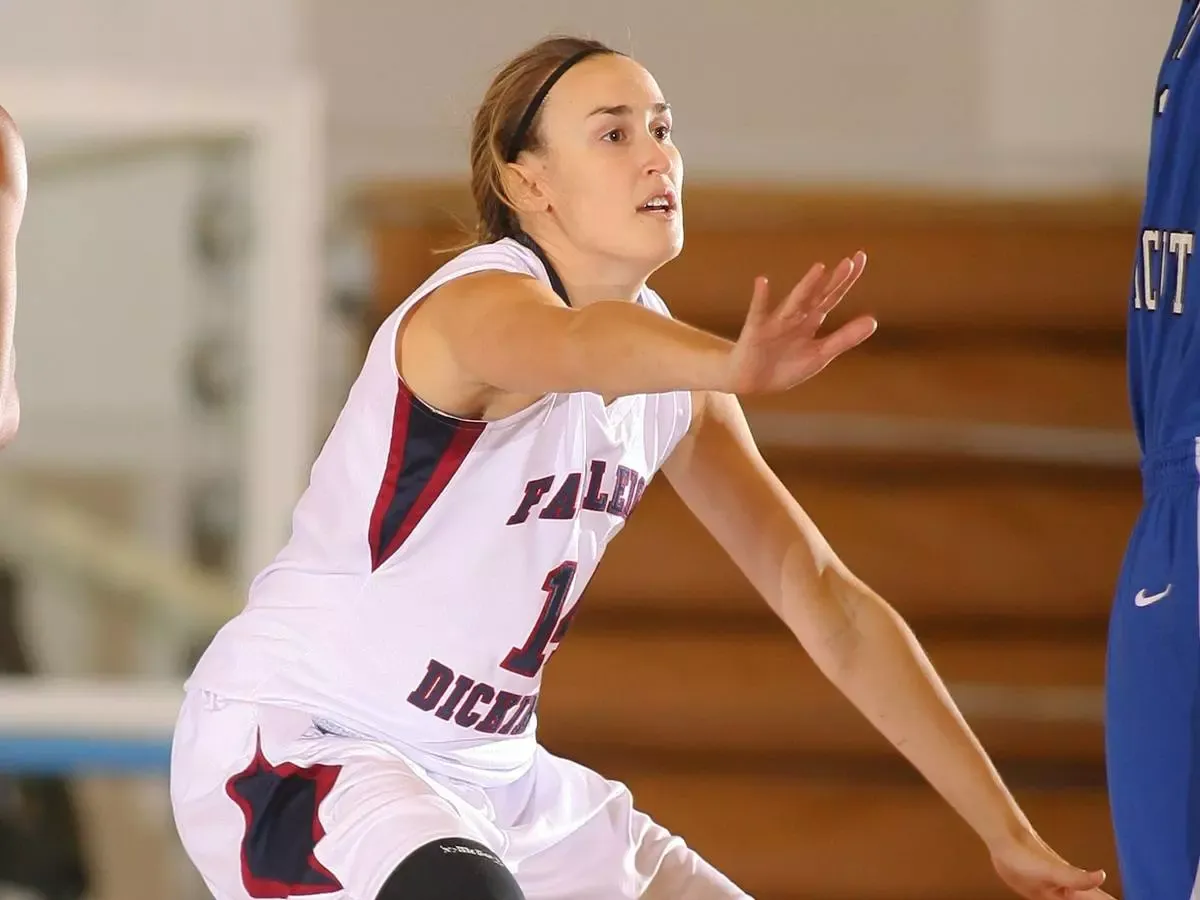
[662,390,1114,900]
[415,253,874,402]
[0,105,26,448]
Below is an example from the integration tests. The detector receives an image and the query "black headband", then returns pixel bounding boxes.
[504,48,608,162]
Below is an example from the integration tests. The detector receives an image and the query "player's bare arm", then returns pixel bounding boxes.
[663,390,1114,900]
[0,104,25,448]
[402,255,874,418]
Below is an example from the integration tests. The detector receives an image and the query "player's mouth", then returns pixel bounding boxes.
[637,189,679,218]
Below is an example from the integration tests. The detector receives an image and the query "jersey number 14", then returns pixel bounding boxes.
[500,562,580,678]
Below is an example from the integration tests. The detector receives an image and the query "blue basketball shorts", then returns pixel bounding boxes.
[1106,439,1200,899]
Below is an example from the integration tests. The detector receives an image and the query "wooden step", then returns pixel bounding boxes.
[363,182,1139,339]
[651,217,1134,336]
[538,630,1104,766]
[593,770,1118,900]
[587,464,1140,626]
[740,344,1129,433]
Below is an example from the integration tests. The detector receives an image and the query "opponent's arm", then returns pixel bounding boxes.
[662,390,1112,900]
[414,252,874,402]
[0,105,26,448]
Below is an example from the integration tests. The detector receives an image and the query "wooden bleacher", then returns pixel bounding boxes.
[359,182,1141,899]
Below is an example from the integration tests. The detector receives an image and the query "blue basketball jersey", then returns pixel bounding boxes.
[1129,1,1200,455]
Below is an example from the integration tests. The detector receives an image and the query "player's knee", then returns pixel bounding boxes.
[375,837,525,900]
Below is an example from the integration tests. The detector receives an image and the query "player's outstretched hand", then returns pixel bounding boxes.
[990,827,1116,899]
[725,251,875,395]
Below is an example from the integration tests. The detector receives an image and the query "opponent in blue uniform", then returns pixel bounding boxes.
[1108,3,1200,897]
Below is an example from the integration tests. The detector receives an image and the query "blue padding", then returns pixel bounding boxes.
[0,736,171,773]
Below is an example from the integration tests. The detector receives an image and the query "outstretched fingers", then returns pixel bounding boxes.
[775,261,831,321]
[777,252,867,326]
[740,275,774,335]
[811,250,868,319]
[810,313,877,368]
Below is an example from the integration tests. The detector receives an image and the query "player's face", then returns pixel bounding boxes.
[532,55,684,274]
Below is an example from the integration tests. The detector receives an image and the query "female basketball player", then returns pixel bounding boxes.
[0,104,25,448]
[171,37,1113,900]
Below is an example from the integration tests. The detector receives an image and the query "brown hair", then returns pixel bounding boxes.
[469,36,619,244]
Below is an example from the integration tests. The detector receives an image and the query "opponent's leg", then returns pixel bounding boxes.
[1105,480,1200,899]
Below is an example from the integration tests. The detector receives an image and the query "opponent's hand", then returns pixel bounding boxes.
[0,104,27,226]
[990,828,1115,899]
[0,104,23,449]
[725,251,875,395]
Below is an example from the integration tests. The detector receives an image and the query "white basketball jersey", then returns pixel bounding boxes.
[186,238,693,785]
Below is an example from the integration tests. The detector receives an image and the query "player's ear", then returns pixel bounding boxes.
[501,160,549,218]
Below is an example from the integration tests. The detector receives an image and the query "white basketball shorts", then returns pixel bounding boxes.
[169,689,749,900]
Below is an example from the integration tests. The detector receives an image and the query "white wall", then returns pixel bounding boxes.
[305,0,1181,193]
[13,148,206,465]
[0,0,301,85]
[0,0,1182,195]
[981,0,1179,186]
[307,0,982,187]
[0,0,307,468]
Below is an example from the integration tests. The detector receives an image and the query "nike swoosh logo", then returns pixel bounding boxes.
[1135,585,1172,607]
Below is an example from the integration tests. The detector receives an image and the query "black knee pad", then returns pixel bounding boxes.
[376,837,525,900]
